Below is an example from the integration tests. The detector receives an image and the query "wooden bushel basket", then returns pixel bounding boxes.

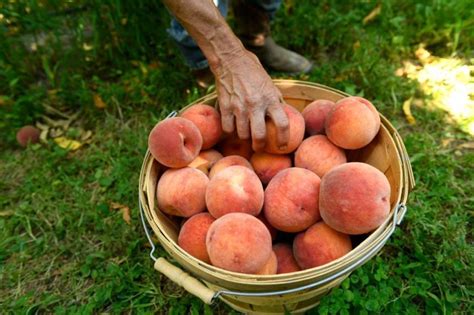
[138,80,415,314]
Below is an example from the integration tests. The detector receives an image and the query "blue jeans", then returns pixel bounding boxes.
[167,0,282,70]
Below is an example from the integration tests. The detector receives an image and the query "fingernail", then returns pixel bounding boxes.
[279,145,287,151]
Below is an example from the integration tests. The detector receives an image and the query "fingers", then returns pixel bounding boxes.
[217,84,235,134]
[267,104,290,149]
[249,110,266,151]
[220,106,235,134]
[234,107,250,140]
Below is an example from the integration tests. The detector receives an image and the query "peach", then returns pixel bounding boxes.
[325,97,381,149]
[181,104,223,149]
[255,251,278,275]
[206,213,272,273]
[157,167,209,217]
[293,222,352,269]
[264,168,321,233]
[218,133,253,160]
[206,166,264,218]
[188,149,223,175]
[16,125,40,147]
[148,117,202,168]
[273,243,301,274]
[302,99,335,135]
[250,152,292,184]
[319,162,391,235]
[178,213,215,263]
[295,135,347,177]
[264,104,305,154]
[208,155,253,179]
[352,96,380,123]
[257,213,278,241]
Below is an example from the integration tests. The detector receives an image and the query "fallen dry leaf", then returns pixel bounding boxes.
[80,130,93,141]
[54,137,83,150]
[0,95,12,106]
[110,202,131,225]
[441,138,455,148]
[415,46,432,63]
[39,129,49,143]
[457,142,474,150]
[353,40,361,51]
[93,94,106,109]
[110,202,126,210]
[403,97,416,125]
[363,4,381,25]
[0,210,14,217]
[122,207,131,225]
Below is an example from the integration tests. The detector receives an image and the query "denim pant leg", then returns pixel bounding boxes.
[167,0,229,70]
[248,0,282,19]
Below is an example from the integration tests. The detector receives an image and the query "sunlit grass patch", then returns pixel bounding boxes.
[397,46,474,134]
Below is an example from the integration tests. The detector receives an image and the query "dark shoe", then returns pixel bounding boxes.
[231,0,313,74]
[245,37,313,74]
[193,67,214,89]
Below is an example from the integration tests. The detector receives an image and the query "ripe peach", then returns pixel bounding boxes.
[157,167,209,217]
[319,162,391,235]
[148,117,202,168]
[273,243,301,274]
[208,155,253,179]
[181,104,223,149]
[295,135,347,177]
[302,99,335,135]
[325,97,381,149]
[178,213,215,263]
[264,104,305,154]
[264,168,321,233]
[188,149,223,175]
[206,213,272,273]
[206,166,264,218]
[293,222,352,269]
[16,125,40,147]
[255,251,278,275]
[218,133,253,160]
[351,96,380,123]
[250,152,292,184]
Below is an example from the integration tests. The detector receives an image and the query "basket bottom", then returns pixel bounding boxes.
[207,275,347,314]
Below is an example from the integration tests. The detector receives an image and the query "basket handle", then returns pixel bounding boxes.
[138,198,216,304]
[154,257,216,304]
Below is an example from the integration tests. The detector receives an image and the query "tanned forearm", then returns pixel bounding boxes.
[162,0,244,72]
[162,0,289,151]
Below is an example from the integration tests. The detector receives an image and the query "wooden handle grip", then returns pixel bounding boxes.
[154,258,216,304]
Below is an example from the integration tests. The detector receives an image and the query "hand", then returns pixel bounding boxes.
[212,49,289,152]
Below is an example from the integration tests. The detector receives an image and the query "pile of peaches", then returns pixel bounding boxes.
[148,96,391,275]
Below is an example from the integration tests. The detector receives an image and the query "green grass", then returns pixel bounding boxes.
[1,0,473,314]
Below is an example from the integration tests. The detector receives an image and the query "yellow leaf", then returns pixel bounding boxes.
[457,142,474,150]
[139,62,148,76]
[0,95,11,106]
[0,210,14,217]
[110,202,131,225]
[353,40,361,51]
[110,202,126,210]
[83,43,93,51]
[93,94,106,109]
[54,137,83,150]
[363,4,382,25]
[402,98,416,125]
[122,207,131,225]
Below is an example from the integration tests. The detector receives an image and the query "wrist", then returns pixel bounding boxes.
[206,25,247,74]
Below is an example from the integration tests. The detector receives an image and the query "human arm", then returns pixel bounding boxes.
[162,0,289,151]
